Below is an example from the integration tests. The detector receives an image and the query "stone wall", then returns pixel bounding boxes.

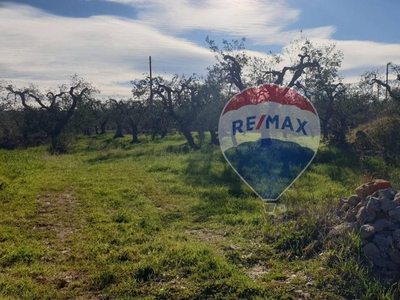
[332,179,400,281]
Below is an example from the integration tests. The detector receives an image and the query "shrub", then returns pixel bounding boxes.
[349,117,400,160]
[49,132,75,154]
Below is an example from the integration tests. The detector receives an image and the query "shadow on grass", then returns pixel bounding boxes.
[315,144,362,167]
[181,146,262,221]
[74,134,167,152]
[183,146,247,198]
[165,144,191,154]
[189,189,261,223]
[312,144,363,183]
[86,148,147,164]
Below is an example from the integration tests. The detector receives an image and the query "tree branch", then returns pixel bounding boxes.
[371,78,400,102]
[223,54,245,91]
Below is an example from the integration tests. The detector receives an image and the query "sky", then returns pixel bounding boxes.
[1,0,400,98]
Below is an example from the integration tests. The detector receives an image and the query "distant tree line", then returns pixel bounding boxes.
[0,36,399,153]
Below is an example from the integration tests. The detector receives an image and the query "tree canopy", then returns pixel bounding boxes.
[0,37,399,152]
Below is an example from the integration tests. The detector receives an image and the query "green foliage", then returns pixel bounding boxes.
[350,116,400,159]
[1,76,98,153]
[49,132,76,154]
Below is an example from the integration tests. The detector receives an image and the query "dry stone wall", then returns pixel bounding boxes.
[332,179,400,281]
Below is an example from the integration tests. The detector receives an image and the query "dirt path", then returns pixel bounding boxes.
[33,186,88,290]
[35,186,85,247]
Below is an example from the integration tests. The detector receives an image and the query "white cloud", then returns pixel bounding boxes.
[296,38,400,83]
[1,1,400,98]
[105,0,400,78]
[336,40,400,71]
[0,3,215,97]
[105,0,335,44]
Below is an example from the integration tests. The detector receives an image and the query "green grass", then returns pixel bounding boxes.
[0,133,399,299]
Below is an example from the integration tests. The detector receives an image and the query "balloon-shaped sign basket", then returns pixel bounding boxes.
[218,84,321,214]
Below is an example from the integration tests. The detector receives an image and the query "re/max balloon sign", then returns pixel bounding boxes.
[218,84,321,202]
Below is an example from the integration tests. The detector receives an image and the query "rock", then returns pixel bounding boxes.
[363,243,387,267]
[366,196,380,211]
[394,193,400,202]
[356,207,376,223]
[356,200,366,210]
[372,190,380,197]
[380,197,399,212]
[344,208,358,222]
[375,259,390,268]
[393,229,400,242]
[341,203,351,212]
[356,180,392,199]
[375,211,387,219]
[380,230,392,238]
[360,224,376,239]
[378,188,398,200]
[329,222,357,236]
[374,235,391,252]
[335,210,345,218]
[383,270,398,280]
[353,221,362,231]
[387,262,399,271]
[335,181,400,278]
[338,198,347,210]
[229,244,241,250]
[389,251,400,264]
[348,195,361,206]
[372,219,395,232]
[388,207,400,222]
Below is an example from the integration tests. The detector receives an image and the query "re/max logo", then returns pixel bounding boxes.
[232,115,308,136]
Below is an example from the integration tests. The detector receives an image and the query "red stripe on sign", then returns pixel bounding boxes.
[222,84,316,115]
[255,115,266,130]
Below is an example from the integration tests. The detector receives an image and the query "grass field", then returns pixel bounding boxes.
[0,133,399,299]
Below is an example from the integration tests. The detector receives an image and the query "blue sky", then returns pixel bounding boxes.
[1,0,399,97]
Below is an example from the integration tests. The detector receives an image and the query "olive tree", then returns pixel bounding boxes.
[152,74,204,149]
[1,75,98,152]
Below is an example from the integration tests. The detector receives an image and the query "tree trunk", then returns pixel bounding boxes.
[114,122,124,139]
[160,128,167,138]
[182,129,199,150]
[50,135,57,154]
[322,121,329,141]
[84,127,91,136]
[100,120,107,134]
[209,129,219,145]
[130,123,140,144]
